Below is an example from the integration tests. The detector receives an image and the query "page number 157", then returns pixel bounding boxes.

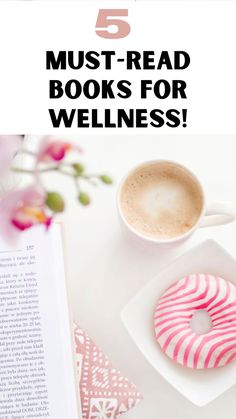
[95,9,130,39]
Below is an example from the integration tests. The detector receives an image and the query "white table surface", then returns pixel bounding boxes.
[38,134,236,419]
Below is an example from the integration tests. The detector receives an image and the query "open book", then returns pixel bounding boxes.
[0,224,81,418]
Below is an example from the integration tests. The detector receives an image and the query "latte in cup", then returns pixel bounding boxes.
[120,161,204,240]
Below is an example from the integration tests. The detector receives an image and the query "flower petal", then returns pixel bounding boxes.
[37,136,82,162]
[0,135,23,176]
[0,184,47,243]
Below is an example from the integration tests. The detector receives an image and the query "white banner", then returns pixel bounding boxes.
[0,1,235,134]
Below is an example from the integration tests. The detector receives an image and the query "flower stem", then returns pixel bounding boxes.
[11,166,101,187]
[11,166,59,174]
[19,149,37,157]
[79,174,98,186]
[74,177,80,193]
[57,168,74,178]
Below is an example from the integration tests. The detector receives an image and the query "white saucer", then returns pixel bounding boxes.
[121,240,236,406]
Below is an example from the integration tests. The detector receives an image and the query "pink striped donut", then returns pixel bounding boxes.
[154,274,236,369]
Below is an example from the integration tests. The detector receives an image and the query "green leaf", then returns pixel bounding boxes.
[99,174,113,184]
[73,163,85,175]
[78,192,91,206]
[46,192,65,213]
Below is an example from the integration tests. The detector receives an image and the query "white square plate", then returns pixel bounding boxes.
[121,240,236,406]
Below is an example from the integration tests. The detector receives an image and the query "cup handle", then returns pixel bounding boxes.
[200,202,236,228]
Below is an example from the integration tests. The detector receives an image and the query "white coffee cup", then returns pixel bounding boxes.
[117,160,236,245]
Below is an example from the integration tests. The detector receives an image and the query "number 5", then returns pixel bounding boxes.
[95,9,130,39]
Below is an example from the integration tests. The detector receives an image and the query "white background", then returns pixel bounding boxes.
[0,1,236,133]
[1,0,236,417]
[24,134,236,419]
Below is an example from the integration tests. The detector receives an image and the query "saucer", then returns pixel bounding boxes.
[121,240,236,406]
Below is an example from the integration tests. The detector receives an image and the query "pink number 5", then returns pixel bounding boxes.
[95,9,130,39]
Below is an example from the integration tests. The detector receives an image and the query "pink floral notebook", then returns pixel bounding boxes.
[74,324,142,419]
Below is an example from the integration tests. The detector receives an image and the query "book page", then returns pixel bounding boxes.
[0,224,81,419]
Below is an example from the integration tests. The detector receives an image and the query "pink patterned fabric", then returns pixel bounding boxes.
[74,324,142,419]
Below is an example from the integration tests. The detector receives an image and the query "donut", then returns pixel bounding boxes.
[154,274,236,369]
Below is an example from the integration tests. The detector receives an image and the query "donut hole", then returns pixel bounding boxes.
[190,309,213,335]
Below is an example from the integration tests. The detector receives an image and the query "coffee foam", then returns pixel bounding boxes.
[120,162,203,240]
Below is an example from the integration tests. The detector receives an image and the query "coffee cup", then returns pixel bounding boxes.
[117,160,236,245]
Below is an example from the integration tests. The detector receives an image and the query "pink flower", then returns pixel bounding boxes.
[0,135,23,176]
[0,185,51,243]
[37,137,82,163]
